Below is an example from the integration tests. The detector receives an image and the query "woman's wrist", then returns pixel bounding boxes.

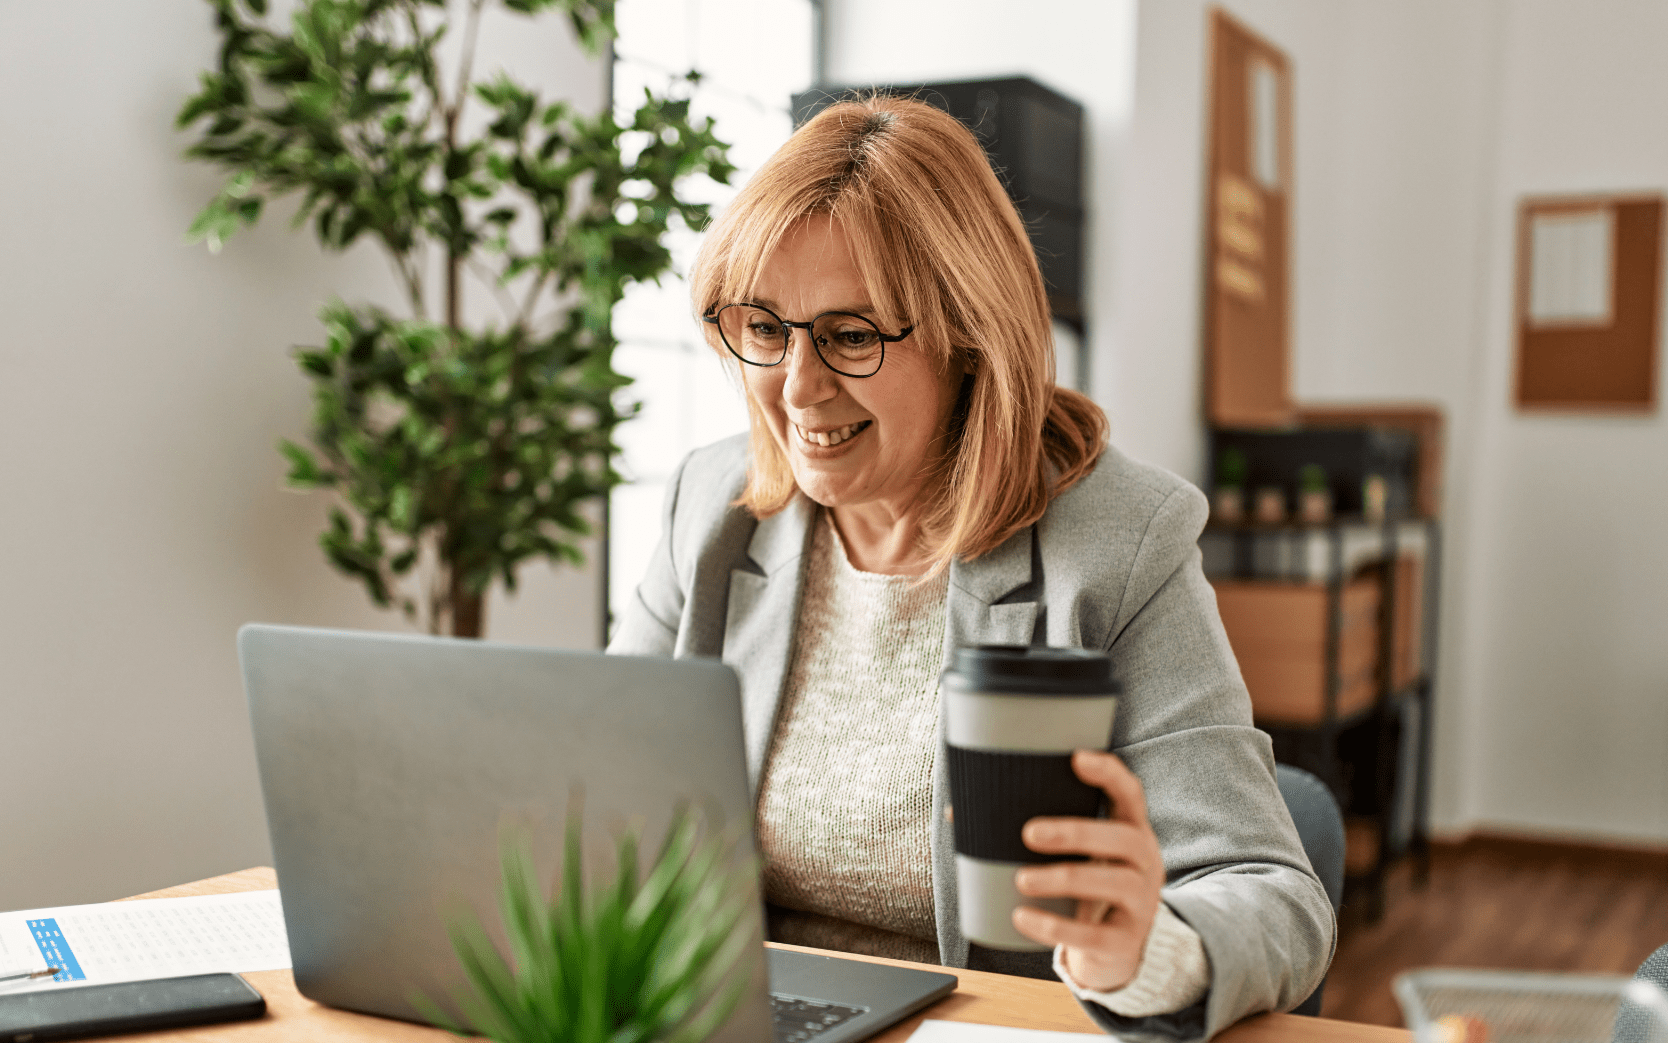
[1053,903,1211,1017]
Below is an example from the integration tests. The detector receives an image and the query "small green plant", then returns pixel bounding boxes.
[1216,447,1249,490]
[414,804,758,1043]
[1299,463,1329,494]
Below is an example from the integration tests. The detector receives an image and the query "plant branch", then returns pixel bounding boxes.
[445,0,489,139]
[442,0,488,334]
[467,256,521,324]
[428,540,448,636]
[390,249,427,319]
[404,2,443,138]
[517,267,552,329]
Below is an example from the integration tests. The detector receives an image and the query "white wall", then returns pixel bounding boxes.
[0,1,606,912]
[1457,0,1668,841]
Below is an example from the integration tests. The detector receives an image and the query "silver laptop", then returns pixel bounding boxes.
[238,624,956,1043]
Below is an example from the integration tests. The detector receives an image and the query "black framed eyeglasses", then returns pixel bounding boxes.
[703,303,913,379]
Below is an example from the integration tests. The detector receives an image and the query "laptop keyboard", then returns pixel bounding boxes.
[771,994,869,1042]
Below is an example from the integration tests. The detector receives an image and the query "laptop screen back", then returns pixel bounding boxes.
[238,624,773,1042]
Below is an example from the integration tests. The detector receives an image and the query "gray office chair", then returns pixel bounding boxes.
[1275,764,1345,1017]
[1613,943,1668,1043]
[1639,944,1668,993]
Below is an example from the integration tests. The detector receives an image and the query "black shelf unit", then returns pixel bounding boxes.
[791,77,1087,338]
[1204,517,1440,920]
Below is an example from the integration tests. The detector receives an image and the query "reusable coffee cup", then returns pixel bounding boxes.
[941,644,1120,951]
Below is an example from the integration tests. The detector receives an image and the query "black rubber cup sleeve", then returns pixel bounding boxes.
[946,745,1105,864]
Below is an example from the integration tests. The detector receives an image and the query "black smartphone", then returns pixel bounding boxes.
[0,972,265,1042]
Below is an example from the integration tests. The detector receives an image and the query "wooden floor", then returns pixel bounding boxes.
[1321,835,1668,1026]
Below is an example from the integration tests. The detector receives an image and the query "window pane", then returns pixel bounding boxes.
[608,0,811,632]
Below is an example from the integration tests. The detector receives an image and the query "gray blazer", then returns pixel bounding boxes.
[608,434,1335,1041]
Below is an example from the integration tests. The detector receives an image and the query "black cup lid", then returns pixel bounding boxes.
[940,644,1119,695]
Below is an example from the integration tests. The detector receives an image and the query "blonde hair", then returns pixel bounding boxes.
[689,94,1107,569]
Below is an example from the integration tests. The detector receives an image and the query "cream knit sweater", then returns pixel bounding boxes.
[757,510,947,962]
[756,510,1209,1014]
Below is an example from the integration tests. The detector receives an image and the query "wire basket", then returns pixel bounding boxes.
[1394,969,1668,1043]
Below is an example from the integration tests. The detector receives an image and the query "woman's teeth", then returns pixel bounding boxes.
[794,420,870,447]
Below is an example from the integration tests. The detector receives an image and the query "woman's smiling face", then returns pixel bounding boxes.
[739,215,964,517]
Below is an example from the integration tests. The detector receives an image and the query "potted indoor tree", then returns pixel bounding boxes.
[177,0,732,636]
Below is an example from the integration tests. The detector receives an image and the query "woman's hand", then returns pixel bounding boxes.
[1011,749,1166,992]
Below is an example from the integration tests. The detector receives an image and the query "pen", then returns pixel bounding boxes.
[0,967,60,983]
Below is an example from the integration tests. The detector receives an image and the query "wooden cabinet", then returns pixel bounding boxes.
[1214,576,1380,725]
[1213,554,1426,725]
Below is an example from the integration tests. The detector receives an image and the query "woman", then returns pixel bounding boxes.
[608,96,1333,1041]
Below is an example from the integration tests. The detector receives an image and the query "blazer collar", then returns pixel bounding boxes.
[723,495,817,793]
[746,495,816,578]
[948,521,1034,605]
[721,501,1041,793]
[944,523,1039,653]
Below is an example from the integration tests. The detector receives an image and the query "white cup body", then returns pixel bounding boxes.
[943,686,1117,951]
[956,855,1075,950]
[944,689,1118,752]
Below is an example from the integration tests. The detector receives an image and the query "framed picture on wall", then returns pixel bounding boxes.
[1515,194,1663,412]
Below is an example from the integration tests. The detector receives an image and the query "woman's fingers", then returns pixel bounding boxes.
[1014,860,1149,905]
[1013,905,1148,992]
[1011,903,1146,953]
[1070,748,1149,826]
[1020,819,1155,869]
[1006,751,1169,993]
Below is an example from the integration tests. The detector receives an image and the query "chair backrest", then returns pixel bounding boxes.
[1641,945,1668,991]
[1276,764,1346,910]
[1614,943,1668,1043]
[1275,764,1345,1017]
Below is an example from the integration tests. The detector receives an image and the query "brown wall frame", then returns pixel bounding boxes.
[1515,194,1662,413]
[1204,7,1294,427]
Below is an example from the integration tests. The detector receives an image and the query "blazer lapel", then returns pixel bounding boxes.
[722,495,816,794]
[932,524,1039,967]
[943,524,1039,656]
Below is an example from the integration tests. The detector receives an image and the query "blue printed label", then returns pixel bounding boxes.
[27,919,86,981]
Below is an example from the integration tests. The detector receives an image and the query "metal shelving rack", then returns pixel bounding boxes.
[1206,516,1441,920]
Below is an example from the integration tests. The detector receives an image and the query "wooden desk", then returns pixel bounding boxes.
[104,869,1407,1043]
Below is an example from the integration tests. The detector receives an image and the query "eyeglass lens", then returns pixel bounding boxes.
[715,304,886,376]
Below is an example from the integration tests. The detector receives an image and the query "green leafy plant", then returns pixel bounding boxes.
[415,804,759,1043]
[1216,447,1249,490]
[177,0,733,636]
[1298,463,1329,494]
